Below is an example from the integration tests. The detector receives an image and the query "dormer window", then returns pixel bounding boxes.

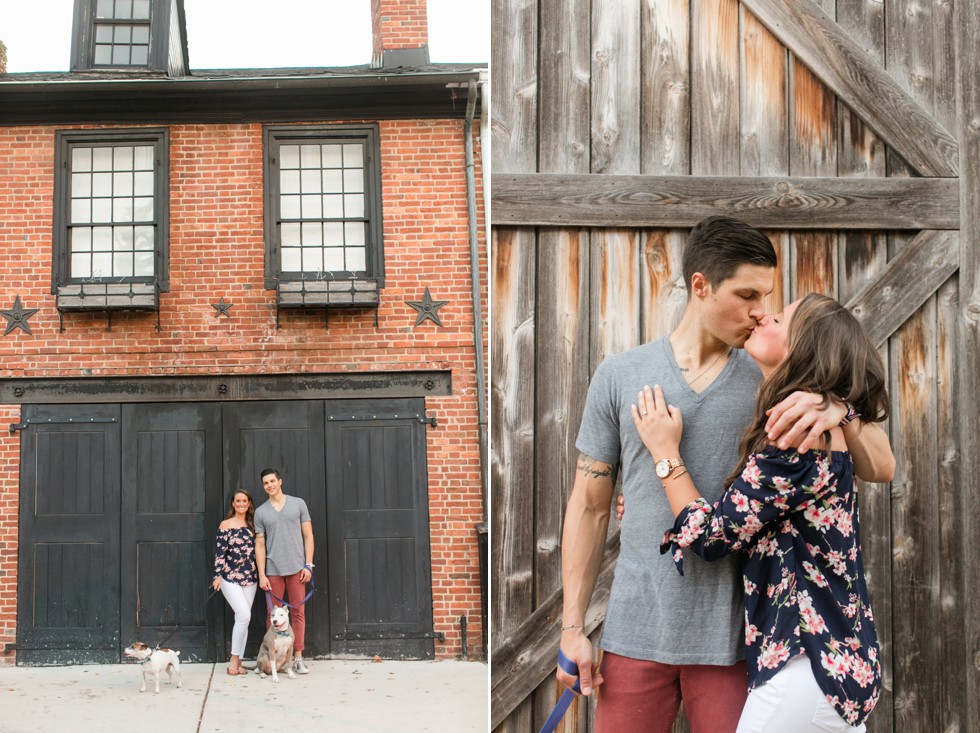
[70,0,188,75]
[93,0,152,67]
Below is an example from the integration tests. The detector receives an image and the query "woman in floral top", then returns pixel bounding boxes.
[212,490,258,676]
[632,293,892,733]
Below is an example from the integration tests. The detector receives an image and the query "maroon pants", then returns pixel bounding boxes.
[594,652,748,733]
[266,572,307,652]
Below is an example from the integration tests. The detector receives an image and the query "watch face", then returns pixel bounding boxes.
[655,459,670,478]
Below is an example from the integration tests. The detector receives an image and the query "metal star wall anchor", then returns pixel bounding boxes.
[406,287,448,327]
[211,297,233,318]
[1,296,39,336]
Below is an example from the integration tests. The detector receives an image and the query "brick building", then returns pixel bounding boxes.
[0,0,487,664]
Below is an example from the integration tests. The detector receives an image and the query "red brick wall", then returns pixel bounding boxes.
[372,0,429,56]
[0,118,486,662]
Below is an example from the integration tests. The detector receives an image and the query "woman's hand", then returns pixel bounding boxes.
[631,385,683,458]
[212,577,222,592]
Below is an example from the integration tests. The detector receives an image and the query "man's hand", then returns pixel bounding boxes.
[259,574,271,592]
[765,390,847,452]
[615,494,625,524]
[557,629,603,696]
[299,567,312,583]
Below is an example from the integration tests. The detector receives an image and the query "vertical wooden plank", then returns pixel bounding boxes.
[591,0,641,176]
[884,2,951,730]
[490,0,538,730]
[834,5,892,732]
[691,0,740,176]
[925,4,963,731]
[955,2,980,729]
[740,8,789,320]
[491,0,538,177]
[534,0,592,730]
[534,231,591,731]
[489,228,536,671]
[641,0,690,177]
[789,55,837,300]
[640,230,687,344]
[639,1,690,348]
[740,9,788,176]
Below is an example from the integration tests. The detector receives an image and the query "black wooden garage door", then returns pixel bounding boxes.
[16,398,434,664]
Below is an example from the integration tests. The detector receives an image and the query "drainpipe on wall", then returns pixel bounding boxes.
[463,78,489,660]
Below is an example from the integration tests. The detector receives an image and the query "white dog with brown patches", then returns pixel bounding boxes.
[256,605,296,682]
[123,642,183,693]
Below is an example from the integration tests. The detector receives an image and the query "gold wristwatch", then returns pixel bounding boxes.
[655,457,684,479]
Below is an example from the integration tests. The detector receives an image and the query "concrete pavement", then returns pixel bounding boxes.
[0,659,488,733]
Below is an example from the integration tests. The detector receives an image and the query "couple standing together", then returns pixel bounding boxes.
[559,216,895,732]
[211,468,315,676]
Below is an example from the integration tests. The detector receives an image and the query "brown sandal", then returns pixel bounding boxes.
[227,666,246,676]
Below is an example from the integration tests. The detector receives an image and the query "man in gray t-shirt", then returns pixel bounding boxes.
[255,468,314,674]
[557,216,894,732]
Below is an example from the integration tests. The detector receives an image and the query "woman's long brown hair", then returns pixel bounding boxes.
[725,293,890,488]
[224,489,256,533]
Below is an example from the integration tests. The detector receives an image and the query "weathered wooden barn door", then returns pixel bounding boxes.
[16,404,122,664]
[221,400,328,658]
[323,398,435,659]
[491,0,979,731]
[120,403,224,662]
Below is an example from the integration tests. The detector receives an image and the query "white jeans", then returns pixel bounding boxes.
[219,580,257,657]
[736,655,867,733]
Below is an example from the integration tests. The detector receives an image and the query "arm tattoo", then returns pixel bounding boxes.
[577,453,619,483]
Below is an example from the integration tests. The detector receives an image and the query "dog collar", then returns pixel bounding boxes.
[274,629,291,637]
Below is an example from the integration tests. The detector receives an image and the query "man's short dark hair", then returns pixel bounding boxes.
[682,215,778,295]
[260,468,281,480]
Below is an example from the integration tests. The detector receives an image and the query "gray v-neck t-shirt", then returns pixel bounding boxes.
[254,495,311,577]
[576,337,762,664]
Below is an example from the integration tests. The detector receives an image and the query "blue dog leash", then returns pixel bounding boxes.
[264,572,316,614]
[538,649,582,733]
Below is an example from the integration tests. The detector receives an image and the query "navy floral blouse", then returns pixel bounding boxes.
[213,526,257,586]
[660,447,880,727]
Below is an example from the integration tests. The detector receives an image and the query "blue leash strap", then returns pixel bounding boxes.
[265,575,315,613]
[537,649,582,733]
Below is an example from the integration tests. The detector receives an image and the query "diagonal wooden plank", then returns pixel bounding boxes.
[845,230,959,348]
[741,0,958,177]
[491,173,959,229]
[491,535,619,730]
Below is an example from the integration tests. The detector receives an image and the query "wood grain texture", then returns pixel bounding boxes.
[740,8,788,176]
[490,230,537,733]
[834,7,891,729]
[591,0,641,175]
[490,2,538,731]
[490,173,959,229]
[539,0,590,174]
[691,0,740,175]
[955,0,980,728]
[641,0,690,175]
[532,0,593,727]
[490,0,538,176]
[741,0,958,177]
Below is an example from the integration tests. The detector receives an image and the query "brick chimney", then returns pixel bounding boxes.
[371,0,430,69]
